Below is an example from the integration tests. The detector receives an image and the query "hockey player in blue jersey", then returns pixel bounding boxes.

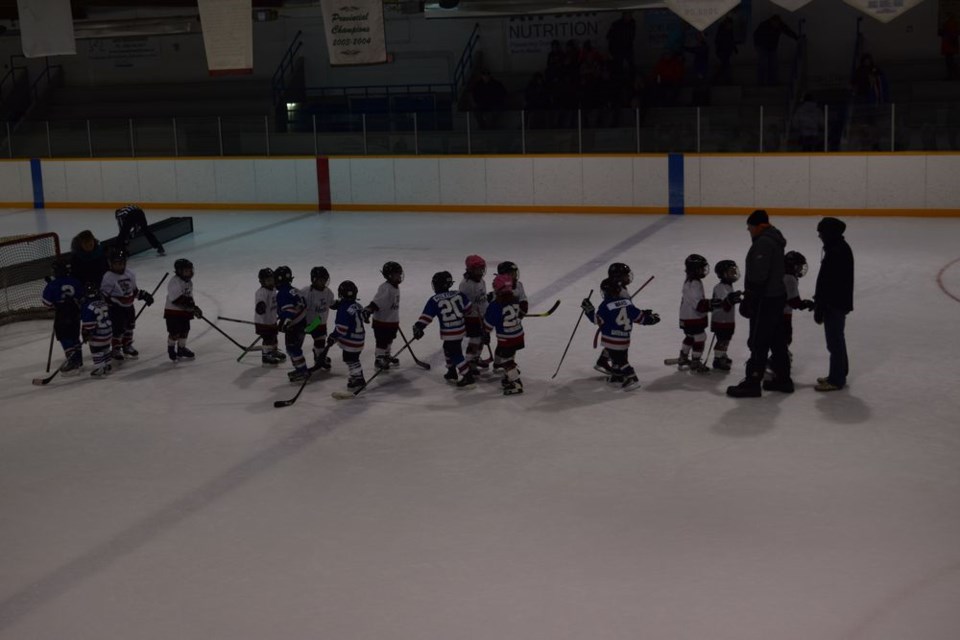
[412,271,476,389]
[581,277,660,391]
[326,280,366,390]
[595,262,634,374]
[80,281,114,377]
[274,265,309,382]
[484,274,525,396]
[41,259,85,375]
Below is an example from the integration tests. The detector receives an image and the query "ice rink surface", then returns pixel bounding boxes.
[1,207,960,640]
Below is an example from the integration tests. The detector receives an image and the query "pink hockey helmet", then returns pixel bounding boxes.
[492,273,514,293]
[465,254,486,271]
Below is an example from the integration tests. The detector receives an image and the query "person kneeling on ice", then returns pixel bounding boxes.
[412,271,476,389]
[582,277,660,390]
[327,281,366,391]
[80,281,114,378]
[274,266,310,383]
[41,259,85,375]
[484,274,525,396]
[164,259,202,362]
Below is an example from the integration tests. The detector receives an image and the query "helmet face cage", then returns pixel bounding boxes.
[338,280,358,301]
[175,259,194,281]
[109,254,127,272]
[497,261,519,282]
[383,262,404,284]
[432,271,453,293]
[311,266,330,287]
[274,266,293,285]
[785,252,808,278]
[608,263,633,285]
[84,280,101,300]
[492,273,513,294]
[715,261,739,282]
[258,268,275,288]
[685,255,708,279]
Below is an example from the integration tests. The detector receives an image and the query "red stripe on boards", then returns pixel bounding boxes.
[316,157,332,211]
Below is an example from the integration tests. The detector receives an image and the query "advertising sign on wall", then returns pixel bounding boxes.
[507,13,611,56]
[664,0,741,31]
[320,0,388,65]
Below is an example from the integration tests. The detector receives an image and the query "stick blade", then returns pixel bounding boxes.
[332,391,358,400]
[31,377,48,386]
[273,400,294,408]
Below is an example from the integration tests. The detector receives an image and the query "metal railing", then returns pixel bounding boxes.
[271,30,304,104]
[2,103,958,159]
[452,22,481,97]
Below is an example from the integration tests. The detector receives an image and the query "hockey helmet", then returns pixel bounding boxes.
[52,258,71,279]
[492,273,513,294]
[497,261,519,280]
[382,261,404,283]
[174,258,194,281]
[684,254,709,279]
[107,247,127,271]
[784,251,808,278]
[432,271,454,294]
[714,259,740,283]
[338,280,358,301]
[600,277,620,299]
[274,265,294,285]
[310,266,330,287]
[608,262,634,285]
[258,267,275,288]
[465,254,486,272]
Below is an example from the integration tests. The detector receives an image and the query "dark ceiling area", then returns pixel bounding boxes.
[0,0,284,21]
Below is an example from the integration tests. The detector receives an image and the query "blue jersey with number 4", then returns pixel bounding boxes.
[588,297,644,351]
[418,291,472,341]
[330,301,365,352]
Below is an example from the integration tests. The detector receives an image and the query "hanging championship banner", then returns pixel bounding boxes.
[320,0,387,66]
[664,0,741,31]
[769,0,814,10]
[16,0,76,58]
[842,0,925,23]
[197,0,253,75]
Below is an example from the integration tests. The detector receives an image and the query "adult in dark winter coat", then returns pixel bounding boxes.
[727,209,792,397]
[69,230,108,289]
[813,217,854,391]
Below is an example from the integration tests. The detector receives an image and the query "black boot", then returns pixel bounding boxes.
[762,376,795,393]
[726,373,762,398]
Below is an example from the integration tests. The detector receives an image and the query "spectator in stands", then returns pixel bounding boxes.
[116,204,165,255]
[753,14,798,86]
[938,13,959,80]
[70,230,107,289]
[715,15,738,83]
[850,54,888,105]
[792,93,822,151]
[471,69,507,129]
[652,50,685,106]
[606,11,637,77]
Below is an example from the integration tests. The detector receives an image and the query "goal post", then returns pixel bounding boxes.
[0,233,61,325]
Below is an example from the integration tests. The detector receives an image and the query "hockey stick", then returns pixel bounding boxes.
[524,300,561,318]
[134,272,169,320]
[199,316,246,350]
[216,315,256,326]
[32,360,64,386]
[397,327,431,370]
[552,289,593,379]
[45,325,55,372]
[237,335,263,362]
[695,334,717,374]
[593,275,655,348]
[332,339,417,400]
[273,369,314,408]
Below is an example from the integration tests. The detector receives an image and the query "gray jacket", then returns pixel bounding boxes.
[745,225,787,298]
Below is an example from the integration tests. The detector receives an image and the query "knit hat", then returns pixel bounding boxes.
[746,209,769,226]
[817,216,846,238]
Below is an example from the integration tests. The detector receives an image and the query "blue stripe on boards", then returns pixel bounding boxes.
[668,153,684,215]
[29,159,44,209]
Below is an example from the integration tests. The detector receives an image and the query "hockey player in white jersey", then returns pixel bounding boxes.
[782,251,814,355]
[300,266,335,371]
[709,260,742,371]
[674,254,711,372]
[364,261,403,371]
[254,268,286,367]
[459,255,489,374]
[100,248,153,361]
[164,259,202,362]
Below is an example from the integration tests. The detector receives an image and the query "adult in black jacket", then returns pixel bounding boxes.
[69,230,108,289]
[813,217,854,391]
[727,209,792,397]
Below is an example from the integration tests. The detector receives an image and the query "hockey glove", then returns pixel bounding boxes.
[696,299,712,314]
[580,298,595,315]
[138,290,154,306]
[277,319,289,333]
[361,307,373,323]
[481,330,491,346]
[193,306,203,319]
[801,299,815,311]
[639,310,660,326]
[486,292,495,304]
[412,323,425,340]
[813,305,824,325]
[727,291,743,305]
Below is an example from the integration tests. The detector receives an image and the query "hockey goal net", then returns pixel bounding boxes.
[0,233,61,325]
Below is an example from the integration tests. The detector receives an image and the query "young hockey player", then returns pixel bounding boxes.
[783,250,814,353]
[709,260,742,371]
[581,277,660,390]
[595,262,634,374]
[496,261,528,315]
[412,271,476,389]
[254,268,286,367]
[459,255,489,373]
[365,261,403,371]
[100,248,153,362]
[41,259,85,375]
[327,280,366,390]
[164,259,202,362]
[484,274,525,395]
[300,266,335,371]
[672,254,711,372]
[274,266,309,382]
[80,281,114,377]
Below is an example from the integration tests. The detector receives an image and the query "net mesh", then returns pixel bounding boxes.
[0,233,61,325]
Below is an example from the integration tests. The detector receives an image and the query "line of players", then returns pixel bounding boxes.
[41,247,812,393]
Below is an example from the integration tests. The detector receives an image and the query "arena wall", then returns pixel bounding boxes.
[1,154,958,216]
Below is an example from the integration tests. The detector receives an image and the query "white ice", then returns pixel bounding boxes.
[1,208,960,640]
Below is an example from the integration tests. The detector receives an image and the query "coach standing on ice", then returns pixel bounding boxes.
[727,209,792,398]
[812,217,854,391]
